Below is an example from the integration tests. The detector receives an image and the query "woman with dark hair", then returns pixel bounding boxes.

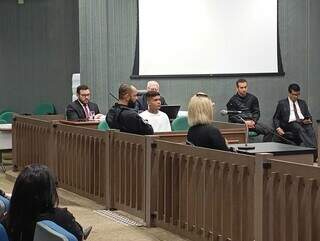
[0,164,90,241]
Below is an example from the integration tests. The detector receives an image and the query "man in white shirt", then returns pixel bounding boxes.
[273,83,316,150]
[139,91,171,132]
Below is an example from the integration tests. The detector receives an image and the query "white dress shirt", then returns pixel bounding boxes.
[288,97,304,122]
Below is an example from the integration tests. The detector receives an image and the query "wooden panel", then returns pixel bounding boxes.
[149,140,255,241]
[111,131,146,219]
[54,123,107,204]
[262,159,320,241]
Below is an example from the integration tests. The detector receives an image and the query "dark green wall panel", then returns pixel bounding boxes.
[0,0,79,114]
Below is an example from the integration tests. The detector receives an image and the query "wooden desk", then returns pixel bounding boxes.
[154,121,246,144]
[59,120,100,129]
[229,142,315,165]
[0,124,12,172]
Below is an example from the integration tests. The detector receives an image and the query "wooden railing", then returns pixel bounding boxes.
[108,131,146,219]
[54,124,107,204]
[13,115,63,170]
[146,139,255,241]
[260,159,320,241]
[13,115,320,241]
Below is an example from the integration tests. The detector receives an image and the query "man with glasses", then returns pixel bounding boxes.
[273,83,316,149]
[66,84,101,121]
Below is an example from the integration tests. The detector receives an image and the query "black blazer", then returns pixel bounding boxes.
[66,100,100,121]
[273,98,311,129]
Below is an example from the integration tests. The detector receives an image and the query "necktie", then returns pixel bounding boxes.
[83,104,90,119]
[293,102,301,122]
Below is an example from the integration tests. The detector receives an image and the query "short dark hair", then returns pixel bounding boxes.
[118,83,132,99]
[76,84,89,94]
[288,83,300,93]
[146,91,160,100]
[236,79,247,87]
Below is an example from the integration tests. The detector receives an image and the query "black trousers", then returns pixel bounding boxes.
[286,122,317,148]
[249,122,274,142]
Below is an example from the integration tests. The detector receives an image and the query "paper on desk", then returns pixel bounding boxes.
[0,124,12,130]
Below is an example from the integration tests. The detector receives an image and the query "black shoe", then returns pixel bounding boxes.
[83,226,92,240]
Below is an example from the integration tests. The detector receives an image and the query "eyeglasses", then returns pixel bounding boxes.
[79,93,90,97]
[290,92,300,97]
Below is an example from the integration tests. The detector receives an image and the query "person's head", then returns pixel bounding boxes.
[146,80,160,92]
[118,83,138,108]
[146,91,161,112]
[7,164,59,240]
[236,79,248,97]
[288,83,301,102]
[76,84,91,105]
[188,92,214,127]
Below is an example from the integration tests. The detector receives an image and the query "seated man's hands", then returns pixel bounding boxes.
[276,127,285,135]
[244,120,255,129]
[94,113,105,120]
[302,118,312,125]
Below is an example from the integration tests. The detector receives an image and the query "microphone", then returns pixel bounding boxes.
[220,109,242,116]
[109,92,119,101]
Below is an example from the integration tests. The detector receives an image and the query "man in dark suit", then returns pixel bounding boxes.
[273,83,316,149]
[66,85,101,121]
[135,80,167,112]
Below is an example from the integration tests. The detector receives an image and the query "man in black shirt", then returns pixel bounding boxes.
[106,83,154,135]
[226,79,273,142]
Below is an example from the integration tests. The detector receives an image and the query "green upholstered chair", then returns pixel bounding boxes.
[0,119,7,124]
[97,120,110,131]
[171,116,189,131]
[0,109,12,115]
[0,112,13,124]
[248,131,259,137]
[33,103,56,115]
[248,130,261,143]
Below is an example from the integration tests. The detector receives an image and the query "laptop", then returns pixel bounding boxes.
[160,105,181,120]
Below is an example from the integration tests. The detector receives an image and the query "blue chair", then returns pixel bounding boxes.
[171,116,189,131]
[0,223,9,241]
[34,220,78,241]
[0,195,10,216]
[97,120,110,131]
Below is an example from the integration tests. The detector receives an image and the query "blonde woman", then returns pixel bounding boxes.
[187,92,229,151]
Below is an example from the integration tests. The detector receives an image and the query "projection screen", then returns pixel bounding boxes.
[134,0,283,77]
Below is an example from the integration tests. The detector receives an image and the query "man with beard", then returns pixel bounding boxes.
[66,84,102,121]
[226,79,273,142]
[106,83,154,135]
